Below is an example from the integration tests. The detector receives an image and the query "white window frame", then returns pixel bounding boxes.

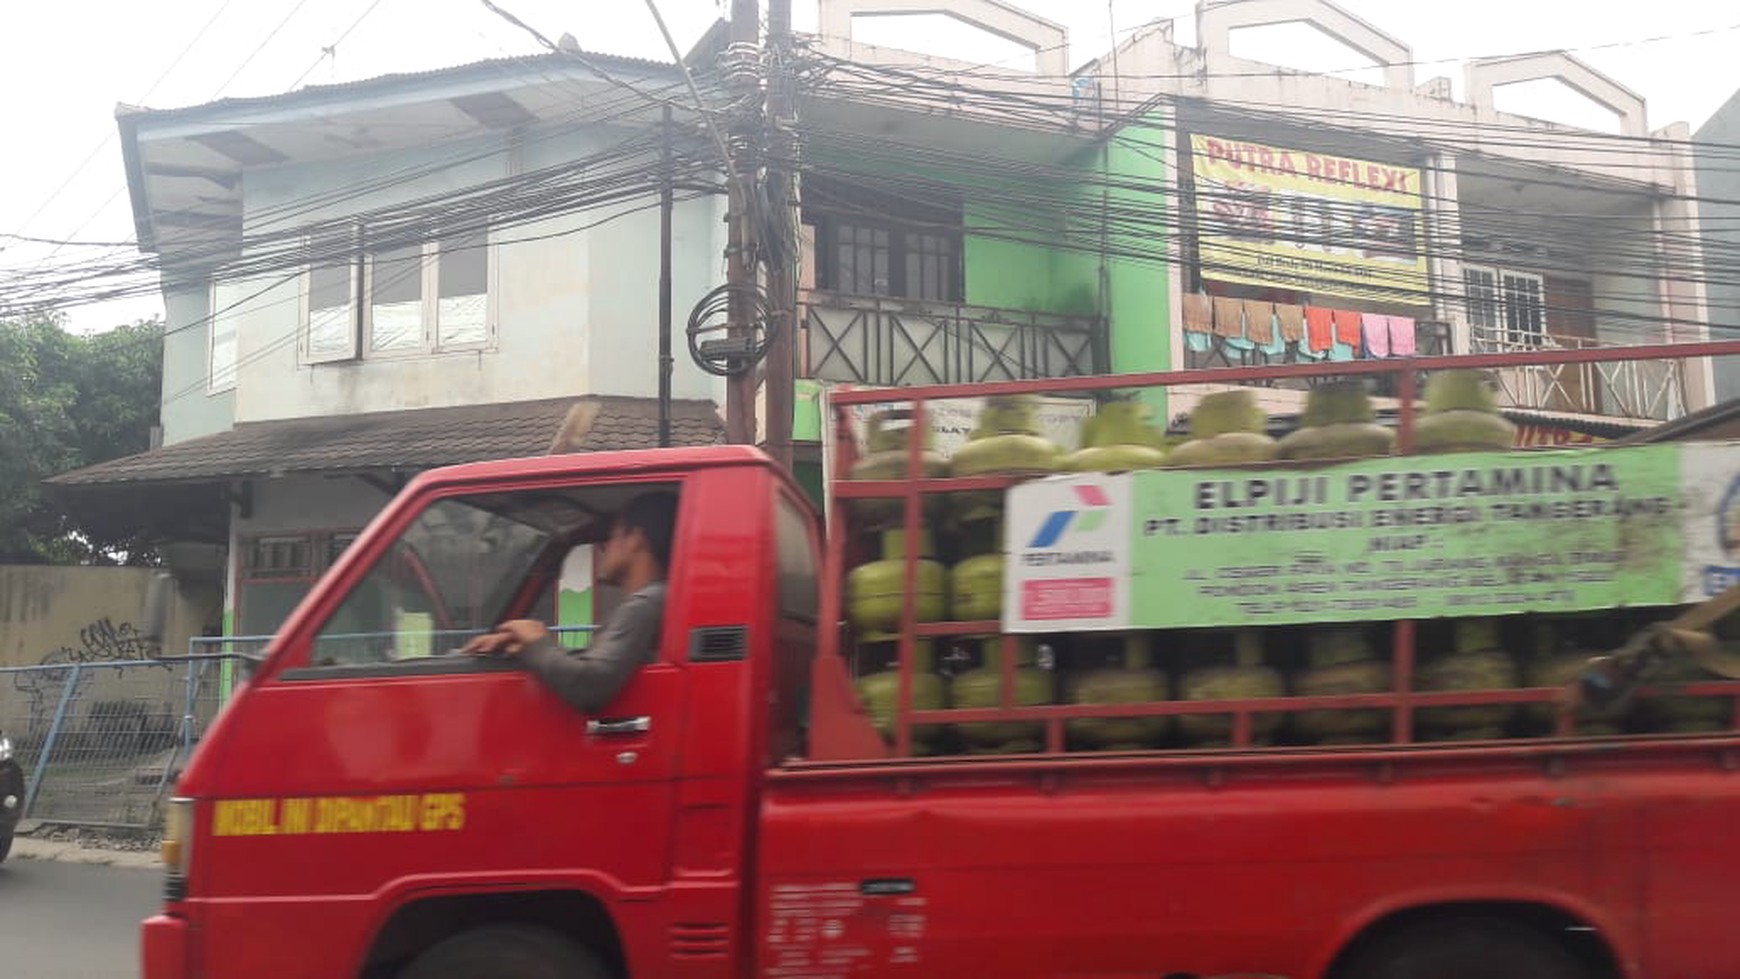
[207,278,239,394]
[362,231,497,359]
[1463,264,1545,348]
[302,224,363,365]
[302,227,497,365]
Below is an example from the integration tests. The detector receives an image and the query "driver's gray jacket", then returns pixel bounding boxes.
[519,581,667,713]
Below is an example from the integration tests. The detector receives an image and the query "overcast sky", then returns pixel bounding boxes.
[4,0,1737,332]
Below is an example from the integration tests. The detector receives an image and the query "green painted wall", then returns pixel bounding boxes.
[800,120,1174,420]
[963,203,1095,316]
[1100,123,1173,416]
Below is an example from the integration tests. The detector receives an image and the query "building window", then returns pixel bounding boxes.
[807,180,962,302]
[306,226,361,364]
[304,227,493,363]
[819,219,960,301]
[237,530,356,639]
[1464,265,1544,347]
[368,243,424,354]
[436,230,490,347]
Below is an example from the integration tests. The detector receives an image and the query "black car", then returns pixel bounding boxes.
[0,729,22,863]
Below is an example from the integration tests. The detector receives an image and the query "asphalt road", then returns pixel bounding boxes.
[0,858,157,978]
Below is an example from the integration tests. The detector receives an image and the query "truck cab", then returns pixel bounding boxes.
[146,446,818,978]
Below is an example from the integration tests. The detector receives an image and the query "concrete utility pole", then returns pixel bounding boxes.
[723,0,761,446]
[763,0,797,471]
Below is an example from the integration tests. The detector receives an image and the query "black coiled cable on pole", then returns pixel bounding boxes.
[686,282,776,376]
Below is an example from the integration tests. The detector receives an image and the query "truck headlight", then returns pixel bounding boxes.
[162,797,195,883]
[0,735,12,763]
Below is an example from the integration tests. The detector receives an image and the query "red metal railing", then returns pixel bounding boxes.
[819,341,1740,761]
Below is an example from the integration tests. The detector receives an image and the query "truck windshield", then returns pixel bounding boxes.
[309,494,575,666]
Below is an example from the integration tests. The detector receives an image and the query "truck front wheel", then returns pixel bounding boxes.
[399,924,610,979]
[1337,916,1590,979]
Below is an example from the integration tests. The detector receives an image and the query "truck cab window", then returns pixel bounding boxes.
[310,497,554,665]
[305,485,677,667]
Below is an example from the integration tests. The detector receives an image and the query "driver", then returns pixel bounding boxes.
[464,491,676,713]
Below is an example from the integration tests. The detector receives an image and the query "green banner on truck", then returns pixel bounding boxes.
[1003,443,1740,633]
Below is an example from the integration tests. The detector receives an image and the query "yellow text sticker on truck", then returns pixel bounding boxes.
[212,793,466,837]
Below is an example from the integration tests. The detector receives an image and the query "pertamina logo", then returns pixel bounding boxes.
[1027,485,1113,548]
[1018,481,1120,622]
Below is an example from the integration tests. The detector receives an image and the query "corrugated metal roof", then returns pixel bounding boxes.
[1620,398,1740,444]
[48,396,723,487]
[116,50,679,127]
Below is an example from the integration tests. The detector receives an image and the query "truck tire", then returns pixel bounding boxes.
[0,829,11,864]
[399,924,610,979]
[1338,916,1590,979]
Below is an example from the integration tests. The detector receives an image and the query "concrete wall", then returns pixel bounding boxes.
[0,566,215,670]
[197,126,725,428]
[240,475,393,537]
[1697,93,1740,402]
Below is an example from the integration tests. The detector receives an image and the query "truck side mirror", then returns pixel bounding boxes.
[140,572,176,657]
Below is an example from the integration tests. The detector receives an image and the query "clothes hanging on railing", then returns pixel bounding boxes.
[1212,297,1246,339]
[1362,312,1391,358]
[1388,315,1417,356]
[1275,303,1306,344]
[1304,306,1335,353]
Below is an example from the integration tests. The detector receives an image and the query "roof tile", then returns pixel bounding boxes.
[50,396,723,487]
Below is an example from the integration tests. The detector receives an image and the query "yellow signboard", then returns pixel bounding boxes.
[1190,134,1428,304]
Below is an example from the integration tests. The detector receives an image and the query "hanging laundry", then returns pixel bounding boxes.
[1275,303,1306,344]
[1181,293,1213,333]
[1243,300,1276,345]
[1362,312,1391,358]
[1332,309,1364,349]
[1186,330,1213,353]
[1212,297,1246,338]
[1388,315,1417,357]
[1304,306,1335,352]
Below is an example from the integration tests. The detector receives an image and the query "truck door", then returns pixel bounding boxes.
[194,479,691,977]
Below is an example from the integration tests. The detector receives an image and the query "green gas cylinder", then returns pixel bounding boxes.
[1414,618,1520,741]
[1294,627,1393,743]
[848,408,948,527]
[948,395,1062,521]
[1165,390,1278,468]
[1177,630,1284,746]
[845,530,947,633]
[950,552,1004,622]
[1277,381,1396,461]
[951,637,1053,753]
[1064,401,1168,472]
[854,635,949,754]
[1068,634,1172,749]
[1415,370,1516,454]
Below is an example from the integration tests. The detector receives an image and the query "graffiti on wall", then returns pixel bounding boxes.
[11,618,164,736]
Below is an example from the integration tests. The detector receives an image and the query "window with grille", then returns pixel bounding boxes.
[1463,264,1544,347]
[808,180,963,302]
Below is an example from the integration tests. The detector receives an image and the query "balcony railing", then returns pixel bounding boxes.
[1473,328,1686,421]
[801,290,1104,387]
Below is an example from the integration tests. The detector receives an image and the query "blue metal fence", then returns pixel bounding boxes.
[0,627,593,828]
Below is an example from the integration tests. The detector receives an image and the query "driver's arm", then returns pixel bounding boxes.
[518,588,664,713]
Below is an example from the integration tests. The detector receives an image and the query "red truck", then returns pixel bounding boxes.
[144,345,1740,979]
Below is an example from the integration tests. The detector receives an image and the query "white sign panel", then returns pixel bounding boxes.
[1681,442,1740,602]
[1002,472,1135,632]
[838,395,1095,458]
